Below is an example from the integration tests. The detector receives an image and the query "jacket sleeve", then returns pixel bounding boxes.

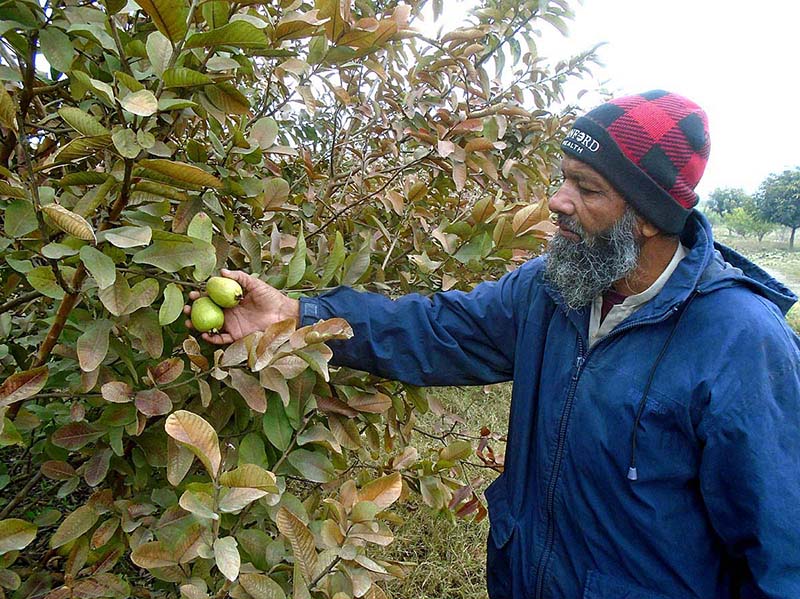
[297,261,540,386]
[698,309,800,598]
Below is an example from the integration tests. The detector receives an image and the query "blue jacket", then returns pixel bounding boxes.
[299,211,800,599]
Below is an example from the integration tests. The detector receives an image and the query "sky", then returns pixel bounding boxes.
[427,0,800,200]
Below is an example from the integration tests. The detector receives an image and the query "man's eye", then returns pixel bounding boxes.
[578,186,598,194]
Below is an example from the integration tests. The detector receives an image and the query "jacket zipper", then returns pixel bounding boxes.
[531,306,682,598]
[533,336,585,599]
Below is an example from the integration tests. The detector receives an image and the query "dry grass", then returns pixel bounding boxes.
[383,384,511,599]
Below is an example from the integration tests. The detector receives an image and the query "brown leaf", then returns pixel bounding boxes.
[276,507,318,583]
[100,381,133,404]
[91,518,119,549]
[228,369,266,413]
[166,437,194,486]
[42,204,96,241]
[0,366,48,407]
[259,368,290,406]
[135,388,172,417]
[83,448,112,486]
[41,460,76,481]
[164,410,221,478]
[348,392,391,414]
[76,320,113,372]
[357,472,402,510]
[148,357,184,385]
[51,422,104,450]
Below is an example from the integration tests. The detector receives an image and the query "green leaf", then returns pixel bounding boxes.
[72,176,117,217]
[38,27,74,72]
[341,240,370,286]
[133,0,188,43]
[50,506,98,549]
[58,171,110,187]
[262,398,292,451]
[204,82,250,115]
[214,536,240,581]
[0,519,37,555]
[145,30,172,76]
[102,225,152,248]
[159,283,183,325]
[286,228,306,288]
[133,230,215,273]
[79,246,116,289]
[286,449,335,483]
[179,490,218,520]
[111,128,140,159]
[239,573,287,599]
[187,211,213,243]
[129,308,164,358]
[202,0,228,29]
[249,117,279,149]
[319,231,344,286]
[58,107,110,136]
[4,199,37,238]
[184,21,268,49]
[27,266,64,299]
[76,319,114,372]
[114,70,145,93]
[162,67,213,88]
[453,231,492,264]
[157,98,198,111]
[120,89,158,117]
[52,135,113,165]
[0,181,27,199]
[98,276,159,316]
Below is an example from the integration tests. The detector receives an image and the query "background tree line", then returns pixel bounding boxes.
[703,167,800,248]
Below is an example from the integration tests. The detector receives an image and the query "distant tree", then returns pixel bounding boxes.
[754,168,800,249]
[706,187,751,215]
[723,207,776,241]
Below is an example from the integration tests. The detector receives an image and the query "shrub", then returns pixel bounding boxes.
[0,0,593,596]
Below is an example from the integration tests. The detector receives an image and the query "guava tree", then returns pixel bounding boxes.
[754,168,800,249]
[0,0,594,596]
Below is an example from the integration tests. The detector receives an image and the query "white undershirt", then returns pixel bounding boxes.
[588,243,689,347]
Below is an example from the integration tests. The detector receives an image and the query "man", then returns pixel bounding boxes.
[186,91,800,598]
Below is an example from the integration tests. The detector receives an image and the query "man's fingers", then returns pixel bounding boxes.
[221,269,258,291]
[202,331,234,345]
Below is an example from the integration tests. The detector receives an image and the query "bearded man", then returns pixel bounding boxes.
[187,91,800,598]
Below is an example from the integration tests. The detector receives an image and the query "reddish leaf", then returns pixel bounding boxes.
[228,369,266,413]
[41,460,76,481]
[0,366,48,407]
[100,381,133,403]
[135,388,172,417]
[51,423,105,450]
[348,392,392,414]
[148,357,184,385]
[83,448,113,486]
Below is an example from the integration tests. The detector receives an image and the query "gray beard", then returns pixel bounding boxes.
[544,208,641,310]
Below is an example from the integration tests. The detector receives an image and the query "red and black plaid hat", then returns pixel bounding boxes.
[561,90,710,234]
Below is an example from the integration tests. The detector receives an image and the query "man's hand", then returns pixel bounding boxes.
[183,269,300,345]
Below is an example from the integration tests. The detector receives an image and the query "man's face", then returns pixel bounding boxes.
[544,157,644,309]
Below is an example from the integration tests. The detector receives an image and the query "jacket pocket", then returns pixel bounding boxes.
[582,570,677,599]
[484,476,516,599]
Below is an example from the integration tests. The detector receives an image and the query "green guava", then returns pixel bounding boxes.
[191,297,225,333]
[206,276,243,308]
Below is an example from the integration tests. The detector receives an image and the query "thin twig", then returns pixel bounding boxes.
[0,471,43,519]
[0,291,42,315]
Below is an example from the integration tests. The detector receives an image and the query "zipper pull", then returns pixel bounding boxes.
[572,355,584,381]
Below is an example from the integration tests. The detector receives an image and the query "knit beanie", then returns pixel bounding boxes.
[561,90,710,235]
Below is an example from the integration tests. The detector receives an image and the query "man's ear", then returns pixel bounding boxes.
[637,218,661,239]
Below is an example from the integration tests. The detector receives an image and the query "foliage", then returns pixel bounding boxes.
[0,0,594,597]
[754,168,800,249]
[705,186,750,216]
[722,206,775,241]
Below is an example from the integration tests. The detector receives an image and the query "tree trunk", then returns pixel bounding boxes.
[791,227,797,250]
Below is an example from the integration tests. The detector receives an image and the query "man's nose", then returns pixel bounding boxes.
[548,184,574,216]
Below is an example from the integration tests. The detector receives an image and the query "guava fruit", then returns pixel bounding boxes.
[191,297,225,333]
[206,276,243,308]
